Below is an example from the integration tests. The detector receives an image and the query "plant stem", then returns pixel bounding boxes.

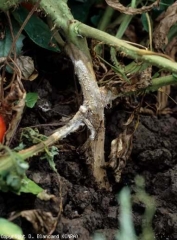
[147,75,177,92]
[1,1,177,73]
[0,0,177,190]
[98,6,114,31]
[77,22,177,73]
[0,110,84,171]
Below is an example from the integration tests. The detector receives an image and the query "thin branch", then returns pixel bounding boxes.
[0,108,85,168]
[100,75,177,104]
[1,0,177,73]
[6,0,41,58]
[105,0,158,15]
[76,22,177,73]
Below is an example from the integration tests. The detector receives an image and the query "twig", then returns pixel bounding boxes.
[105,0,158,15]
[7,0,41,58]
[1,0,41,100]
[5,11,17,90]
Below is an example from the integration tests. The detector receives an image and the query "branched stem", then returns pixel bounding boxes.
[0,109,85,170]
[78,22,177,72]
[0,0,177,190]
[1,0,177,72]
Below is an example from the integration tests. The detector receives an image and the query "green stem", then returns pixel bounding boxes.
[98,6,114,31]
[145,12,152,50]
[114,0,139,39]
[0,0,20,10]
[110,0,139,81]
[1,0,177,73]
[124,61,150,75]
[0,74,175,174]
[147,75,177,92]
[96,6,114,56]
[0,0,176,189]
[0,111,84,170]
[77,22,177,73]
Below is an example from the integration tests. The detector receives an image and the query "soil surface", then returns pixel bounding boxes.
[1,44,177,240]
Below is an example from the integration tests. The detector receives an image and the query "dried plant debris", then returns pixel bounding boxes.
[16,56,38,81]
[3,79,26,145]
[136,66,152,89]
[20,210,57,234]
[166,37,177,59]
[106,130,133,182]
[152,2,177,112]
[153,2,177,51]
[105,0,159,15]
[0,54,39,144]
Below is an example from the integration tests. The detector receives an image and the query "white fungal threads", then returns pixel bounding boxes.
[74,59,104,111]
[74,60,89,82]
[80,105,87,114]
[90,129,96,140]
[74,60,92,93]
[74,59,86,70]
[79,105,95,140]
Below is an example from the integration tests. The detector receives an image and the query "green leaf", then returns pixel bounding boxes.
[0,146,29,194]
[68,0,95,22]
[20,176,43,195]
[93,233,106,240]
[14,142,26,151]
[25,92,38,108]
[41,146,58,172]
[12,7,60,52]
[172,73,177,80]
[117,188,137,240]
[21,127,47,144]
[152,0,174,19]
[0,218,24,240]
[141,13,149,32]
[168,23,177,42]
[0,20,24,57]
[152,72,160,79]
[91,11,103,27]
[6,174,22,191]
[159,0,174,10]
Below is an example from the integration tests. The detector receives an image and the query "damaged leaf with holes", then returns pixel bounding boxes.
[40,146,59,173]
[0,146,44,195]
[20,128,58,173]
[0,149,28,193]
[20,127,47,144]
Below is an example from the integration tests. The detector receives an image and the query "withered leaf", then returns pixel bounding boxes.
[17,56,38,81]
[37,190,56,201]
[105,0,158,15]
[4,80,26,145]
[105,128,133,182]
[153,2,177,50]
[20,209,56,234]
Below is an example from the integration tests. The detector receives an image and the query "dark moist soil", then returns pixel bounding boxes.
[1,45,177,240]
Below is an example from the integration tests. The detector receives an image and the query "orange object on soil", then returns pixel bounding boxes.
[0,115,6,142]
